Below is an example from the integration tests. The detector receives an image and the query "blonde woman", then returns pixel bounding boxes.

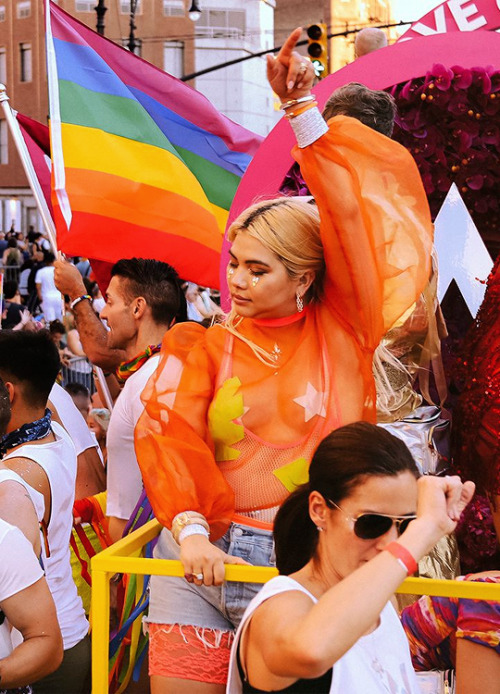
[135,28,433,693]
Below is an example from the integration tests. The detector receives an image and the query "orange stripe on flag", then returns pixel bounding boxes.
[64,168,223,252]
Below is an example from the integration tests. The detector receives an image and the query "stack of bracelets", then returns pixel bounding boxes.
[171,511,210,544]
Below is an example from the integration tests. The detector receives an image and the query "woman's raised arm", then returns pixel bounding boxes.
[269,29,434,351]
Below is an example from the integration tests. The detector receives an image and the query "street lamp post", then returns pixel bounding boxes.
[128,0,139,53]
[95,0,107,35]
[188,0,201,22]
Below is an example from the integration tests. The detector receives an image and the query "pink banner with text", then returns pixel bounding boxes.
[399,0,500,40]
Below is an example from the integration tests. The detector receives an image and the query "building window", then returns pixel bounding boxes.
[163,41,184,78]
[121,37,142,56]
[163,0,184,16]
[16,0,30,18]
[0,121,8,165]
[197,9,245,38]
[75,0,93,11]
[120,0,142,15]
[0,48,6,84]
[20,43,32,82]
[0,5,6,21]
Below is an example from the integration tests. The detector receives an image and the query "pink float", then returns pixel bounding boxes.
[220,31,500,307]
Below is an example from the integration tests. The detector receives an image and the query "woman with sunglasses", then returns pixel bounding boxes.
[227,423,480,693]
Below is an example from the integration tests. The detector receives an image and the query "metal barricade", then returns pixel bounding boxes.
[61,356,95,393]
[91,520,500,694]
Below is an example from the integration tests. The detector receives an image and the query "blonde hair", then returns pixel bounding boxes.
[225,196,325,366]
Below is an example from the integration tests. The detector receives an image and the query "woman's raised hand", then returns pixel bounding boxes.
[266,27,316,102]
[180,533,249,587]
[416,475,475,539]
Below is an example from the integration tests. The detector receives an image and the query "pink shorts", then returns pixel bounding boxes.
[148,622,234,684]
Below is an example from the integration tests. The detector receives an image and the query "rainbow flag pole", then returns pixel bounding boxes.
[0,84,58,255]
[45,1,262,289]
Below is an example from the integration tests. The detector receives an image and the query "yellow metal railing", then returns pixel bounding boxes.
[91,519,500,693]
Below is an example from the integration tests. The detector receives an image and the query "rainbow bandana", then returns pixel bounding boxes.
[116,344,161,383]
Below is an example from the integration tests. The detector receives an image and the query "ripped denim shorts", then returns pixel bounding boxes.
[145,520,275,631]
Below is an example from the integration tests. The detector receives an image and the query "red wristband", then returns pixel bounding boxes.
[385,542,418,576]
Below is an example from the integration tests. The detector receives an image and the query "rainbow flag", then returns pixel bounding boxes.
[46,1,262,288]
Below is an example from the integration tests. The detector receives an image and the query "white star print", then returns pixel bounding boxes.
[293,382,327,422]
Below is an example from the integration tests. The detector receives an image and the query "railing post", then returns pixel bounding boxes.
[91,564,111,693]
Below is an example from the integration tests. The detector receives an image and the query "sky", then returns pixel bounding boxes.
[392,0,442,26]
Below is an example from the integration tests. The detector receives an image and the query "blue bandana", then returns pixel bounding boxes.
[0,408,52,458]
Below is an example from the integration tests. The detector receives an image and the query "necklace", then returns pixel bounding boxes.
[270,343,281,363]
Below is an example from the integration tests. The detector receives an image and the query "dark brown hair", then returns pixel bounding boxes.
[111,258,184,326]
[273,422,419,575]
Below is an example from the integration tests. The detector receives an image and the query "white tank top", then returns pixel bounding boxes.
[3,422,88,649]
[0,467,45,522]
[227,575,421,694]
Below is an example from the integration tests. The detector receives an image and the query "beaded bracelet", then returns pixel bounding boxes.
[385,542,418,576]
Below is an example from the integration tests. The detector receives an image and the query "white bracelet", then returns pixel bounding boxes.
[289,106,328,148]
[70,294,92,310]
[178,523,210,544]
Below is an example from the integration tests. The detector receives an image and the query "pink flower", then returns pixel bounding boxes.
[431,63,454,90]
[483,125,500,146]
[466,174,485,190]
[451,66,472,90]
[471,66,492,94]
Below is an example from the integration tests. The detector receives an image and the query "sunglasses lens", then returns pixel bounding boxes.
[398,517,414,535]
[354,514,393,540]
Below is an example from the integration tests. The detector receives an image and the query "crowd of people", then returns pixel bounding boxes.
[0,25,498,694]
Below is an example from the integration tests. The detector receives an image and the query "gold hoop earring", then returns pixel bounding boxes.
[296,292,304,313]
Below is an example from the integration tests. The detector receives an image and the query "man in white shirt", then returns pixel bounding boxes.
[54,257,185,542]
[0,331,89,693]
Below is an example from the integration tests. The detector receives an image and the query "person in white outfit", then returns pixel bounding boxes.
[227,423,476,694]
[0,331,90,694]
[35,252,63,322]
[0,377,63,691]
[0,518,63,691]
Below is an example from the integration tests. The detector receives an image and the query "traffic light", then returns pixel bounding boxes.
[307,23,328,79]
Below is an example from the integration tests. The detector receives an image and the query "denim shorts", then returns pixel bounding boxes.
[145,521,275,631]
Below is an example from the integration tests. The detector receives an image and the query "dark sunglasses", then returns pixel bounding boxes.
[327,499,417,540]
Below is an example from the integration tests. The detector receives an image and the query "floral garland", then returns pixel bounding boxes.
[281,62,500,253]
[390,63,500,253]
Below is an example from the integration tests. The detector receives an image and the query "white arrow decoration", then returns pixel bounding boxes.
[434,183,493,318]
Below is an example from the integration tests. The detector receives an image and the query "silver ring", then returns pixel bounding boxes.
[298,62,307,74]
[194,572,204,580]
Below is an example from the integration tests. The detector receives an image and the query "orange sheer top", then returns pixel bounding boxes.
[135,115,433,539]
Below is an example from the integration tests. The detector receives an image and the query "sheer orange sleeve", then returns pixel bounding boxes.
[294,115,434,351]
[134,322,235,539]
